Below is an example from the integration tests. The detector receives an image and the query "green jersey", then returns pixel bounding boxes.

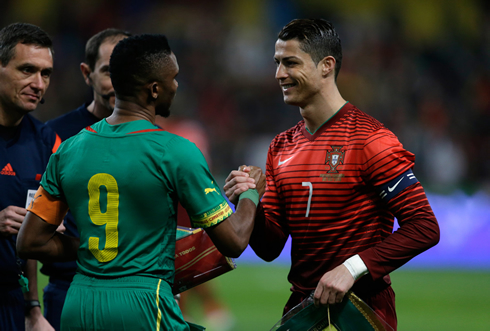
[41,119,232,283]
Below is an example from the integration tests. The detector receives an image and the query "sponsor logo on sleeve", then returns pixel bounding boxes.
[204,188,217,195]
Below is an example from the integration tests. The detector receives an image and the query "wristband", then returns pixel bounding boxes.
[343,254,368,281]
[25,300,41,314]
[238,189,259,207]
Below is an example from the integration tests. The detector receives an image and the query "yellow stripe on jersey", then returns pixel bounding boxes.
[190,201,232,229]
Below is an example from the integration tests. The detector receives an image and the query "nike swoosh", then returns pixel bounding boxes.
[388,178,404,192]
[278,156,294,166]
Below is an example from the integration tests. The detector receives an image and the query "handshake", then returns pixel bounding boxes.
[223,165,265,206]
[223,165,266,206]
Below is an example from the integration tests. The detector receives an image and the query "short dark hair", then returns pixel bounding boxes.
[0,22,53,66]
[278,19,342,80]
[110,34,172,98]
[85,28,131,71]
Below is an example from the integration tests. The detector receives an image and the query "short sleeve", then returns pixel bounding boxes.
[40,149,66,201]
[362,129,415,186]
[162,137,232,229]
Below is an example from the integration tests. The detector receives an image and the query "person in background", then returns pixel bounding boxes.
[224,18,440,330]
[17,34,263,330]
[0,22,60,331]
[42,28,130,331]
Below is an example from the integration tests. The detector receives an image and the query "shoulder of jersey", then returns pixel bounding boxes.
[270,120,304,147]
[46,108,79,128]
[25,114,59,147]
[347,106,385,131]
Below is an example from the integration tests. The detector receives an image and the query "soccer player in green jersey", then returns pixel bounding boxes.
[16,34,263,331]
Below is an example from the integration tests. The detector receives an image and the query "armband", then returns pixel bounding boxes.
[343,254,368,281]
[239,189,259,207]
[376,169,418,202]
[26,186,68,226]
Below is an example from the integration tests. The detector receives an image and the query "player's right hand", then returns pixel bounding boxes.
[223,166,257,205]
[0,206,27,237]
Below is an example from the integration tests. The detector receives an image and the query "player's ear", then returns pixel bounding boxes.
[148,82,159,100]
[320,56,335,78]
[80,63,92,86]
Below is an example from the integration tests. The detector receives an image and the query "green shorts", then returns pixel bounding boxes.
[61,273,190,331]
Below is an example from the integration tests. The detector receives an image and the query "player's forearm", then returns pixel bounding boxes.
[24,259,39,300]
[249,203,288,262]
[359,183,440,280]
[206,197,256,258]
[17,212,79,262]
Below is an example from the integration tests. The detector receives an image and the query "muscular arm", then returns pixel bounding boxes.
[205,198,257,258]
[223,166,288,261]
[206,166,266,258]
[359,182,440,280]
[17,211,79,262]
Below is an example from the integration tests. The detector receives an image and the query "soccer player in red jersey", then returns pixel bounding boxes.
[224,18,440,330]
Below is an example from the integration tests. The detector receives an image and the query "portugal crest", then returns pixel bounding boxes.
[325,146,345,173]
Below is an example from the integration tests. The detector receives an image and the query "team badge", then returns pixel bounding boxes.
[325,146,345,173]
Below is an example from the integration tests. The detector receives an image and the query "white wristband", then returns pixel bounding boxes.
[343,254,368,281]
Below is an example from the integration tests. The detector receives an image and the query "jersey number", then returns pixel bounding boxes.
[302,182,313,217]
[88,173,119,262]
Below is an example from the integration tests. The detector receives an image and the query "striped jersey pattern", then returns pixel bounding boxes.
[260,103,417,292]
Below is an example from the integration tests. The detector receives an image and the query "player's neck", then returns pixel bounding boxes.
[87,100,113,120]
[300,88,346,133]
[106,99,155,125]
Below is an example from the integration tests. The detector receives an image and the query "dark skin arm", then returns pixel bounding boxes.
[17,212,79,263]
[223,165,288,262]
[205,166,266,258]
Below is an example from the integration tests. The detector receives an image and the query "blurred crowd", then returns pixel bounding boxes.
[1,0,489,194]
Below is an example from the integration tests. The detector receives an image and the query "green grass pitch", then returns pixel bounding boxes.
[37,264,490,330]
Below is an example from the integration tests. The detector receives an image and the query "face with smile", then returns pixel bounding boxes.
[0,43,53,119]
[274,38,324,108]
[155,52,179,118]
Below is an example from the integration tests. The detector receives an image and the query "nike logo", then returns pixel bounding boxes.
[388,178,404,192]
[278,156,294,166]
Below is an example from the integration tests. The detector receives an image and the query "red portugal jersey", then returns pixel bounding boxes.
[258,102,432,294]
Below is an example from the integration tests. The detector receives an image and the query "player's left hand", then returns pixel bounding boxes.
[313,264,355,306]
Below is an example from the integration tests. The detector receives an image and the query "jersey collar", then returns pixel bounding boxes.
[89,119,162,135]
[301,102,352,141]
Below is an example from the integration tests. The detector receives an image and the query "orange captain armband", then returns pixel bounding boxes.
[26,186,69,226]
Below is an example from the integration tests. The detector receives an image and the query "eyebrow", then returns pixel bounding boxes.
[18,63,53,71]
[274,56,300,62]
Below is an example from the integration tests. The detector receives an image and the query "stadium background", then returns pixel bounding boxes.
[1,0,489,329]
